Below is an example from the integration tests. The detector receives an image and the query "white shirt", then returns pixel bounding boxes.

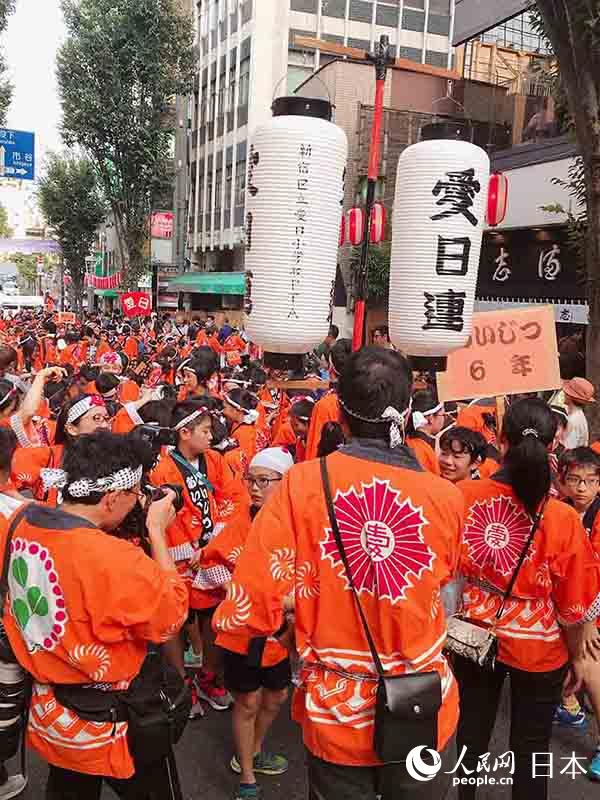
[563,406,589,449]
[0,493,23,520]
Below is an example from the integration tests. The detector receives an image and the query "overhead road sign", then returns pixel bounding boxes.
[0,129,35,181]
[453,0,535,46]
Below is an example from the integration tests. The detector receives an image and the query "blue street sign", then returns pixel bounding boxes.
[0,129,35,181]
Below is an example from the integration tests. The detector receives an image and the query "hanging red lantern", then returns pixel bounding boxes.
[339,214,346,247]
[347,206,364,246]
[369,201,386,244]
[486,171,509,227]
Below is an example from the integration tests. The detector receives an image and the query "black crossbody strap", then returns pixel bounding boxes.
[0,505,30,619]
[494,495,548,622]
[320,457,386,678]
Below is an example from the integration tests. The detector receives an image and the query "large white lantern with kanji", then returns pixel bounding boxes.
[244,97,348,370]
[389,123,490,371]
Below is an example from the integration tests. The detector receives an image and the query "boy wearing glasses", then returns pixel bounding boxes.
[555,447,600,778]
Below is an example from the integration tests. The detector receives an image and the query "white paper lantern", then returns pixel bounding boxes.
[244,98,348,369]
[389,129,490,369]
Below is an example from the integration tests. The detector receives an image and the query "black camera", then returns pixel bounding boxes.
[137,423,177,449]
[144,483,184,513]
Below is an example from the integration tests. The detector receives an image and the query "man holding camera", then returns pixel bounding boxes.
[1,430,189,800]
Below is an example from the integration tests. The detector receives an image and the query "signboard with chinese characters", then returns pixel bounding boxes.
[436,305,561,402]
[120,291,152,318]
[57,312,76,324]
[151,211,174,239]
[0,129,35,181]
[477,227,585,301]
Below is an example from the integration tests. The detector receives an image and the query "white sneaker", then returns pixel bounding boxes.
[0,774,27,799]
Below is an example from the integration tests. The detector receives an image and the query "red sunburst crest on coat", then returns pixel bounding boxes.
[464,495,533,576]
[320,479,434,604]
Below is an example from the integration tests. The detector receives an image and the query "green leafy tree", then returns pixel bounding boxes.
[12,253,37,291]
[0,201,13,238]
[37,153,107,314]
[0,0,15,125]
[57,0,195,288]
[533,2,600,430]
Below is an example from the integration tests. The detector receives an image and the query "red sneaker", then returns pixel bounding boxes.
[195,670,233,711]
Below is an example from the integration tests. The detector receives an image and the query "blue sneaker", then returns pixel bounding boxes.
[588,751,600,782]
[553,704,588,730]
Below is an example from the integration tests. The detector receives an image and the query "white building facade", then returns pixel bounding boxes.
[188,0,456,269]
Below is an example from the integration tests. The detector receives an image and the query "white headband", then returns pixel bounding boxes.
[225,393,260,425]
[40,465,143,498]
[174,407,210,431]
[66,396,106,426]
[339,397,412,449]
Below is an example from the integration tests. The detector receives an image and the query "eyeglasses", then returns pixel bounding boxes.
[565,476,600,489]
[243,475,282,490]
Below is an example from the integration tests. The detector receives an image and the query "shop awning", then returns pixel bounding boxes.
[94,289,120,298]
[169,271,245,295]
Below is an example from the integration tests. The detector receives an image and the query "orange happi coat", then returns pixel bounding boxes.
[150,449,247,609]
[458,474,600,672]
[2,503,188,779]
[12,444,65,503]
[214,440,464,766]
[304,391,340,462]
[407,433,440,475]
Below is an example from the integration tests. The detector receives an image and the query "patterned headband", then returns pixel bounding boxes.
[338,397,412,449]
[174,407,210,431]
[224,393,260,425]
[66,395,106,426]
[41,465,143,498]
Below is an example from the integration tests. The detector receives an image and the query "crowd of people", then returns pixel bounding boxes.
[0,307,597,800]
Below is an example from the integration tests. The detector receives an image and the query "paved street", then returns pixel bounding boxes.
[10,685,600,799]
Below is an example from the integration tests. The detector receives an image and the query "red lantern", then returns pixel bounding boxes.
[486,172,509,227]
[339,214,346,247]
[347,207,365,246]
[369,202,386,244]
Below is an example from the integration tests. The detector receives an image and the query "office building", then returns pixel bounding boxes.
[188,0,456,271]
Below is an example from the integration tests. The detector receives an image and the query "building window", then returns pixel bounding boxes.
[429,0,450,12]
[405,0,425,8]
[290,0,318,11]
[425,50,448,68]
[399,45,422,62]
[403,8,425,32]
[376,4,399,28]
[239,58,250,107]
[348,37,371,51]
[208,80,216,122]
[206,175,213,214]
[241,0,252,24]
[349,0,372,24]
[428,14,450,36]
[225,164,232,209]
[235,163,246,206]
[229,65,236,110]
[215,169,222,212]
[322,0,346,18]
[218,83,225,116]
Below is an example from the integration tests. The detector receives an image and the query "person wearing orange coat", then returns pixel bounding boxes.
[304,338,352,461]
[272,397,315,463]
[214,348,464,800]
[405,389,446,475]
[455,399,600,798]
[223,388,270,471]
[3,431,188,794]
[199,448,295,796]
[150,399,245,714]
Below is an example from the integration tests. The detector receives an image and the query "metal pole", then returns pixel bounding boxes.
[352,35,394,352]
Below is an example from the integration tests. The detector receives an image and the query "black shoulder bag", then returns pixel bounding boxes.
[320,457,441,763]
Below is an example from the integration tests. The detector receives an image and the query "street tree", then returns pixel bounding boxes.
[37,153,107,314]
[533,2,600,425]
[0,202,13,237]
[0,0,15,125]
[57,0,195,288]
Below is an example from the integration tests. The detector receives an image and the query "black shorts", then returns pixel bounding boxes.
[223,650,291,694]
[187,606,216,625]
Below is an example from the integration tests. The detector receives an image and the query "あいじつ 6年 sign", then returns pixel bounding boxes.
[436,305,561,402]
